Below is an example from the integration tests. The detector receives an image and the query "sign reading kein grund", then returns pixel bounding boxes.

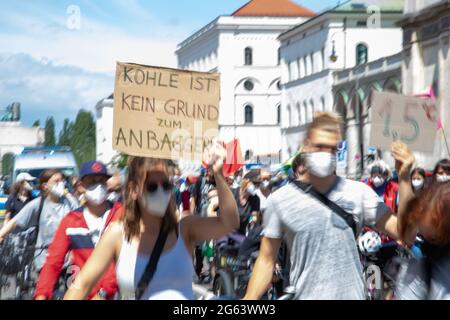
[369,91,438,153]
[113,62,220,161]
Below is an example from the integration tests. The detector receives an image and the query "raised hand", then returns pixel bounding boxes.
[391,141,415,179]
[204,139,227,176]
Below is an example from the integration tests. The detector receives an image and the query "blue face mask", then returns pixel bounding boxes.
[31,189,41,198]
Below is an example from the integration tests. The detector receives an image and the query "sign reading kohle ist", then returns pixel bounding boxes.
[113,62,220,160]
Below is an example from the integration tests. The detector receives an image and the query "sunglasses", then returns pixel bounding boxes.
[146,180,173,193]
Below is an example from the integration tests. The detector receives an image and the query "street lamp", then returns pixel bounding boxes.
[329,40,338,63]
[328,18,347,67]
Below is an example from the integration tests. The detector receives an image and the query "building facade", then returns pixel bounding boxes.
[333,53,402,178]
[95,94,118,166]
[279,0,404,163]
[176,0,315,164]
[0,122,45,175]
[400,0,450,169]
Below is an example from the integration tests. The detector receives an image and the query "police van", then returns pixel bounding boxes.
[11,146,78,185]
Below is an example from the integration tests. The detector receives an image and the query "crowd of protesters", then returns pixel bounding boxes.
[0,112,449,300]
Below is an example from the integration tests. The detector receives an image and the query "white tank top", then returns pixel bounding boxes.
[116,223,195,300]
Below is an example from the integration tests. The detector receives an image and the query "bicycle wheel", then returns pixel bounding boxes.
[212,271,234,297]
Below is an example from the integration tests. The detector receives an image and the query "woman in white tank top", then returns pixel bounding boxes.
[64,141,239,300]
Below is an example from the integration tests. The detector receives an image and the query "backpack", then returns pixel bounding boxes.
[0,197,45,275]
[423,242,450,291]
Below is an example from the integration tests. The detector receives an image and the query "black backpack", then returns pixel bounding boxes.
[0,197,45,275]
[423,242,450,290]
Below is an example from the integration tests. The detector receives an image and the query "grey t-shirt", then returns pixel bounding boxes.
[395,255,450,300]
[263,177,390,300]
[12,195,79,270]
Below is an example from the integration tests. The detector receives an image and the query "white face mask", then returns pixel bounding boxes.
[107,191,121,203]
[412,179,424,190]
[247,184,257,196]
[262,181,270,189]
[141,187,172,217]
[372,176,385,188]
[305,152,337,178]
[50,182,66,198]
[436,175,450,183]
[84,183,108,206]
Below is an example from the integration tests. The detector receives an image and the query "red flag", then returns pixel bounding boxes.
[201,139,244,176]
[414,86,441,130]
[223,139,244,177]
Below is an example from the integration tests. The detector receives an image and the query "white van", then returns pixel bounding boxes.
[12,146,79,183]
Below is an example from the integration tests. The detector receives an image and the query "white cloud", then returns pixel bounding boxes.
[0,3,179,73]
[0,53,113,131]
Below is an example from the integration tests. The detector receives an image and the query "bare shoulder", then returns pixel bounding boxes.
[104,221,123,235]
[100,221,124,260]
[179,215,200,235]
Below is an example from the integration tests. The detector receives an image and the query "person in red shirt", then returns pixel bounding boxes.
[34,161,123,300]
[362,161,399,245]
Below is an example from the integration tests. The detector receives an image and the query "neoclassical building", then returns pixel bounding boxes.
[400,0,450,169]
[176,0,315,164]
[95,94,117,166]
[333,53,402,178]
[279,0,404,164]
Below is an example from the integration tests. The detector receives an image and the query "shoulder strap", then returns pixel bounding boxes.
[291,180,357,237]
[135,224,169,300]
[34,197,45,237]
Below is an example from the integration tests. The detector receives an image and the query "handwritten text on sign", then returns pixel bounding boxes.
[113,63,220,160]
[369,91,438,153]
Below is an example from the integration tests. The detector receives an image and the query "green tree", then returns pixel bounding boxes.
[1,153,14,176]
[32,120,40,127]
[44,117,56,146]
[110,153,129,169]
[71,110,96,166]
[58,118,74,147]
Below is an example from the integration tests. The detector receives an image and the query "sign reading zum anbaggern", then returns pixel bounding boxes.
[113,62,220,161]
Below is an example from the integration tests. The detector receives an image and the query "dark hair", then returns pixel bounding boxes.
[432,159,450,183]
[400,183,450,246]
[10,180,31,197]
[123,157,177,242]
[39,169,63,196]
[411,167,426,180]
[291,152,305,174]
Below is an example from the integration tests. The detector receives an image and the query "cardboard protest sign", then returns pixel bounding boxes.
[113,62,220,161]
[369,91,438,153]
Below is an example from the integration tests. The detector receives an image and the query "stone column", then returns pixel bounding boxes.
[346,118,359,179]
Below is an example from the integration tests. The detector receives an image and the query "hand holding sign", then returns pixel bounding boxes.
[370,91,438,153]
[204,139,227,177]
[391,141,415,180]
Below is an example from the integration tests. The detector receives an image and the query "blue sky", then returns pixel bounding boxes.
[0,0,339,133]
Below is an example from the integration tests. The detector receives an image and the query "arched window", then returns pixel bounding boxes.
[308,100,314,123]
[299,57,305,78]
[356,43,368,65]
[320,96,325,112]
[296,103,301,126]
[244,80,254,91]
[245,150,253,161]
[244,105,253,124]
[245,47,253,66]
[287,105,292,127]
[302,102,307,125]
[277,105,281,124]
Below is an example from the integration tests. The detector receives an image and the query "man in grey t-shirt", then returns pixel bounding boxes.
[243,112,414,300]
